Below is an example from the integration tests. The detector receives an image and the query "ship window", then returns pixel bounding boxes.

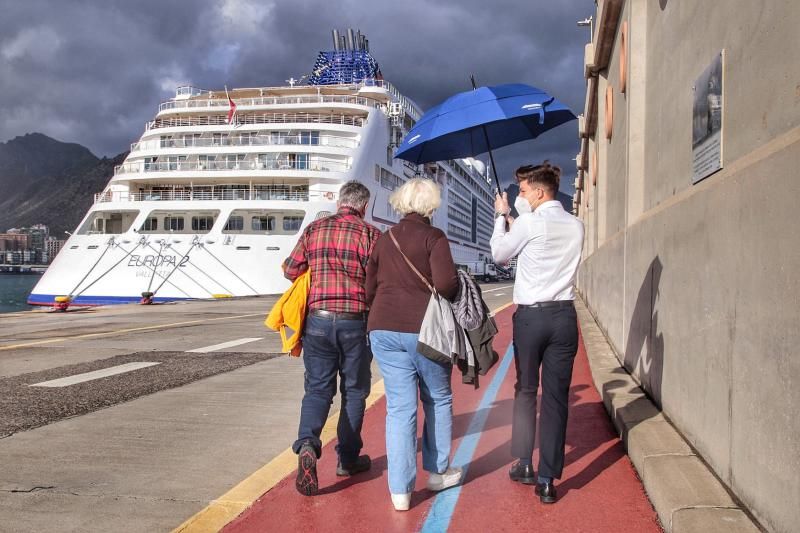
[223,209,305,234]
[252,216,275,231]
[78,210,139,235]
[270,131,288,144]
[224,216,244,231]
[299,131,320,145]
[141,217,158,231]
[165,216,184,231]
[287,153,308,170]
[192,216,215,231]
[283,216,304,232]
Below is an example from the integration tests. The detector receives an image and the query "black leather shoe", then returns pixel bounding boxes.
[535,480,557,503]
[508,461,536,485]
[336,454,371,477]
[295,442,319,496]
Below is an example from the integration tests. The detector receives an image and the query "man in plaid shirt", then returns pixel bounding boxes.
[283,180,381,496]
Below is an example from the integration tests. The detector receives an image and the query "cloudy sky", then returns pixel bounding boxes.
[0,0,592,191]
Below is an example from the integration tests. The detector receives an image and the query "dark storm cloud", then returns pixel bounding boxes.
[0,0,591,191]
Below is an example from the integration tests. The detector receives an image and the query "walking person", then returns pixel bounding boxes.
[491,162,584,503]
[283,180,381,496]
[366,178,463,511]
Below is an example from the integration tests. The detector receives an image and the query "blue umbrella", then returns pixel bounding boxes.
[394,82,576,191]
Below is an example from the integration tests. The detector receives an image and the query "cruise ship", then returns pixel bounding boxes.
[28,29,496,307]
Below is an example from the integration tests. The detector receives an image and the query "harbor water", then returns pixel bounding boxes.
[0,274,40,313]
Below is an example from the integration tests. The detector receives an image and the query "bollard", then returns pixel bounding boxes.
[140,291,154,305]
[53,295,71,311]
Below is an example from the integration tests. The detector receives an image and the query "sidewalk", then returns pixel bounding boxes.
[222,306,660,532]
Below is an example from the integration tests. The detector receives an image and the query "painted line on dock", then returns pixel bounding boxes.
[187,338,264,353]
[420,341,515,533]
[490,301,514,316]
[481,284,513,293]
[0,313,263,352]
[174,301,516,533]
[30,362,162,387]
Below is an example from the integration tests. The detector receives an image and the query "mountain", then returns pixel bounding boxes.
[0,133,127,235]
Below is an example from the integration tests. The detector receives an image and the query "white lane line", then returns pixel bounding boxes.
[482,285,513,293]
[494,292,505,296]
[31,362,161,388]
[187,337,264,353]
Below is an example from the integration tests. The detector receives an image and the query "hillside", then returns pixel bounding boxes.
[0,133,127,235]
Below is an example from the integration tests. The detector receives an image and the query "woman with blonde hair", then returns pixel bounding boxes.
[366,178,462,511]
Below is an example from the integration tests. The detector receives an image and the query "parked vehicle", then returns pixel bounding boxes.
[494,263,515,281]
[457,261,498,282]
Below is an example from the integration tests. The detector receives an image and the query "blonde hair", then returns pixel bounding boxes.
[389,178,441,217]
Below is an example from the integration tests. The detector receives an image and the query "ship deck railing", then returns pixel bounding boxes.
[145,113,366,131]
[158,94,382,112]
[130,134,358,152]
[94,189,319,204]
[113,159,351,176]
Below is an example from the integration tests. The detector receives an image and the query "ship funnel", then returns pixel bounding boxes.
[332,29,340,51]
[346,28,356,51]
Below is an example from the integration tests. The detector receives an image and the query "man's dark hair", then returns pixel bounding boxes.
[339,180,371,209]
[514,160,561,196]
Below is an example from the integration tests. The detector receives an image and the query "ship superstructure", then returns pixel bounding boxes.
[29,30,495,306]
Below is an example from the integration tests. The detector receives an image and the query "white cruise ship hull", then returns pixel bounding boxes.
[30,200,338,306]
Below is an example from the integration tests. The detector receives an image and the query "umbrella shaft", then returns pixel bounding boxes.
[480,125,501,193]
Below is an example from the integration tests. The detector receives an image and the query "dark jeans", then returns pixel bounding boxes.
[292,314,372,464]
[511,304,579,479]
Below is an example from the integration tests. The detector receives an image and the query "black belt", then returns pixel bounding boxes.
[309,309,367,321]
[519,301,574,309]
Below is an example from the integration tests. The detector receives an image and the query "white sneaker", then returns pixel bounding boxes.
[391,492,411,511]
[426,466,463,491]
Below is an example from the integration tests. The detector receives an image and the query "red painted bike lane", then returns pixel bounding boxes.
[224,306,660,532]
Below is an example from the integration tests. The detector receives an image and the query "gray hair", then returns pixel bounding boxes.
[338,180,371,209]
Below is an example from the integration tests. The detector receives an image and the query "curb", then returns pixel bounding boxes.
[574,296,761,533]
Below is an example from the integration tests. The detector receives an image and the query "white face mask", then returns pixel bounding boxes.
[514,195,532,215]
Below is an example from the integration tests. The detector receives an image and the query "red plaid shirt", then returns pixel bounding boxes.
[284,206,381,313]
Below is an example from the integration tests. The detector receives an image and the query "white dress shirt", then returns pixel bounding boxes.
[490,200,584,305]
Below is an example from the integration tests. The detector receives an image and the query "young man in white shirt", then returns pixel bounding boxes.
[491,162,584,504]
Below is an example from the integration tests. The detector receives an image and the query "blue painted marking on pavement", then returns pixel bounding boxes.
[421,341,515,533]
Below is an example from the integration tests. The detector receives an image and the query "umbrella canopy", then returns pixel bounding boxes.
[394,83,576,190]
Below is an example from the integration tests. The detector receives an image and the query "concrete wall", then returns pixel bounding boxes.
[577,1,800,531]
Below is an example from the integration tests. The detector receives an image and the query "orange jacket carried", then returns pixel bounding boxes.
[265,269,310,357]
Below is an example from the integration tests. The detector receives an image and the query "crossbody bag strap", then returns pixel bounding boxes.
[388,229,435,294]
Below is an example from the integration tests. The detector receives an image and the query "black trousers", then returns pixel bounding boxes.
[511,304,579,479]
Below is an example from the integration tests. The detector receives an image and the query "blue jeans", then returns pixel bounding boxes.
[293,314,372,464]
[369,330,453,494]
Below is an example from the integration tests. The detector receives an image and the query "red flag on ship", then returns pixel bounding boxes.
[225,85,237,124]
[227,96,237,124]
